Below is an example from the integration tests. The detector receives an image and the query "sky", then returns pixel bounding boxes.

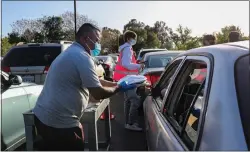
[1,1,249,37]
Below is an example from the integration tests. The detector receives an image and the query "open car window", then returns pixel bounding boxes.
[162,56,210,150]
[152,57,185,107]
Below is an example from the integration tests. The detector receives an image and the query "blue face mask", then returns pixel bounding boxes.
[91,43,101,56]
[88,37,101,56]
[130,39,136,46]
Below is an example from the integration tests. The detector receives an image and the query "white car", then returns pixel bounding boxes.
[137,49,168,63]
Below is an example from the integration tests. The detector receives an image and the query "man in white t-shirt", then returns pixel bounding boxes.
[33,23,124,150]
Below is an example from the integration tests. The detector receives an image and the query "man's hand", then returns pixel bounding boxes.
[118,81,137,92]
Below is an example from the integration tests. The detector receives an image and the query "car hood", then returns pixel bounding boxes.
[140,67,165,75]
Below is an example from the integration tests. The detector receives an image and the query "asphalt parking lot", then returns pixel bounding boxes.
[84,92,147,151]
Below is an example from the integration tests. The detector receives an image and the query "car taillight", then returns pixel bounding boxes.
[43,66,49,74]
[2,66,10,73]
[145,74,160,86]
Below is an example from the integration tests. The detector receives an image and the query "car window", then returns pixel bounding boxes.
[3,46,61,67]
[139,50,166,58]
[234,54,250,148]
[162,58,208,150]
[147,54,178,68]
[152,59,183,107]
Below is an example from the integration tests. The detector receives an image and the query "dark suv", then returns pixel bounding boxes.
[1,41,72,84]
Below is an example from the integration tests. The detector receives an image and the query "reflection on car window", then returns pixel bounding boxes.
[162,59,208,150]
[154,59,182,104]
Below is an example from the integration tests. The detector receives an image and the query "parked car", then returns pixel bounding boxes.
[1,71,43,151]
[143,40,249,151]
[96,56,116,80]
[1,41,73,84]
[136,48,168,63]
[139,51,185,86]
[108,53,119,64]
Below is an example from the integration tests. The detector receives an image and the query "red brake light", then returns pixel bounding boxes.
[43,66,50,74]
[144,74,160,86]
[2,66,10,73]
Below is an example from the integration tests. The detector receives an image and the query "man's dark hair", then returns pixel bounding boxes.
[123,30,137,42]
[229,31,240,42]
[76,23,100,40]
[203,34,216,45]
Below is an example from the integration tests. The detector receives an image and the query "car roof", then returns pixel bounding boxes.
[10,43,62,49]
[145,50,185,56]
[139,48,168,52]
[182,40,249,57]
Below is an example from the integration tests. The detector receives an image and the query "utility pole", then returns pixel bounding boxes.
[74,0,77,39]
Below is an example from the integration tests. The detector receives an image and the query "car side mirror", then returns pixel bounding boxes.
[9,75,22,85]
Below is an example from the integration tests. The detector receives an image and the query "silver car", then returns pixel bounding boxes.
[1,41,72,84]
[143,41,249,150]
[1,71,43,151]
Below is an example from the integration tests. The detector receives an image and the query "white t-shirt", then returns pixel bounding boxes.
[33,42,102,128]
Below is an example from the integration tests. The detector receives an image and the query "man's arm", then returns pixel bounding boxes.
[88,86,120,100]
[99,79,117,87]
[121,47,141,70]
[75,53,120,101]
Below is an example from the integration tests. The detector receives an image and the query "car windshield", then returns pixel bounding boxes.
[96,56,108,62]
[139,50,166,59]
[147,53,179,68]
[3,46,61,67]
[234,54,250,148]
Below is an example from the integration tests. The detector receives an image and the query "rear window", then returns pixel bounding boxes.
[139,50,167,58]
[3,46,61,67]
[234,54,250,149]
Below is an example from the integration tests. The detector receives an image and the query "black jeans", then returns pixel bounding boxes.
[34,115,85,151]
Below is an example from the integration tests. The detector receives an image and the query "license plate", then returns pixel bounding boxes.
[22,75,35,82]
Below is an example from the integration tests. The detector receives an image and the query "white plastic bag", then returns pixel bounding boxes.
[117,75,148,87]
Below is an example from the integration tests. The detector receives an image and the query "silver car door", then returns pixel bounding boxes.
[1,85,30,150]
[144,56,186,150]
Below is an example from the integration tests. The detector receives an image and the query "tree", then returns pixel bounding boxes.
[215,25,244,44]
[101,27,121,53]
[60,11,98,41]
[8,32,22,44]
[146,31,161,48]
[42,16,65,42]
[167,25,201,50]
[152,21,172,49]
[1,37,13,56]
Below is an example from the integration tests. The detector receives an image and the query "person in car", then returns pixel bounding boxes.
[32,23,133,150]
[228,31,241,42]
[113,30,144,131]
[202,34,216,46]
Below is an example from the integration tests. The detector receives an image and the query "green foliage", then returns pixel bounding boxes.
[42,16,65,42]
[101,27,121,53]
[215,25,242,44]
[3,11,248,56]
[1,37,13,56]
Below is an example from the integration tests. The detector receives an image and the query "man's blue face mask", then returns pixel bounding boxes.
[88,37,101,56]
